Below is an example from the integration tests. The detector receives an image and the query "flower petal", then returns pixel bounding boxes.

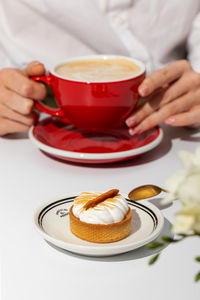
[172,214,195,234]
[164,170,186,193]
[161,193,176,204]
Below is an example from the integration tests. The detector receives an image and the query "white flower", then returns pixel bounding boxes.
[162,169,187,204]
[162,147,200,234]
[178,148,200,172]
[178,173,200,208]
[172,214,195,234]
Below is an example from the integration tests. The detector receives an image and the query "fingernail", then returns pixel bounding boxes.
[129,125,141,136]
[165,118,175,125]
[125,116,136,127]
[138,85,149,97]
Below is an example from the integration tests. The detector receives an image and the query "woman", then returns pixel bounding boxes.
[0,0,200,135]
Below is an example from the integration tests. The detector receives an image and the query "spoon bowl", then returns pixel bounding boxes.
[128,184,167,201]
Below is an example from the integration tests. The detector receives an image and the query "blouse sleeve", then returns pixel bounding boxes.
[187,11,200,73]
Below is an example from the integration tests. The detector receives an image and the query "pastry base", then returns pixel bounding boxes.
[69,206,132,243]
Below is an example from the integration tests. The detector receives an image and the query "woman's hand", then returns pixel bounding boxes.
[126,60,200,135]
[0,61,46,136]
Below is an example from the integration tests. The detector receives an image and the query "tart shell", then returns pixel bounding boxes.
[69,205,132,243]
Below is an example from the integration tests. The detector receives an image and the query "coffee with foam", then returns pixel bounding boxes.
[55,58,141,82]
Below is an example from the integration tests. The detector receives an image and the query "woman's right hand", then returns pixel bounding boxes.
[0,61,46,136]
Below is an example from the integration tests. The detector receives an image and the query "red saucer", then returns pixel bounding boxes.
[29,117,163,164]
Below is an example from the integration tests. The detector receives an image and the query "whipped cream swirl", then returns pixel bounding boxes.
[72,192,129,225]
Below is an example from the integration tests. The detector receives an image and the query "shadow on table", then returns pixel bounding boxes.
[2,132,28,140]
[166,124,200,143]
[148,197,172,210]
[46,215,172,262]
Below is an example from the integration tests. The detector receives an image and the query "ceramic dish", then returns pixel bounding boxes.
[29,117,163,164]
[34,193,164,257]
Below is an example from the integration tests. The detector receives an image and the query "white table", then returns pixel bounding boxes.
[1,124,200,300]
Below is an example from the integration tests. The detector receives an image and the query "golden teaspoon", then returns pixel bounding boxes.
[128,184,167,201]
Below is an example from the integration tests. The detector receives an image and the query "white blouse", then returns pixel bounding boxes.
[0,0,200,74]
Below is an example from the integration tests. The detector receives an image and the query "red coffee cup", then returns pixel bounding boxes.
[31,55,145,131]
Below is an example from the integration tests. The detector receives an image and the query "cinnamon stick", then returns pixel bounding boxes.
[83,189,119,210]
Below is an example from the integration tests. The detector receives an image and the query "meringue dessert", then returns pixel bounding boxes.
[69,189,132,243]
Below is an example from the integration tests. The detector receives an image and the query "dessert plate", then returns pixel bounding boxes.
[29,117,163,164]
[34,193,164,257]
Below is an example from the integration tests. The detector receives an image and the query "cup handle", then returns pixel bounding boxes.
[31,75,69,121]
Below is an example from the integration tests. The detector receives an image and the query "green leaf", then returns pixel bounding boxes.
[195,272,200,282]
[149,254,160,265]
[194,231,200,237]
[161,236,175,243]
[146,242,163,249]
[195,257,200,262]
[177,233,187,238]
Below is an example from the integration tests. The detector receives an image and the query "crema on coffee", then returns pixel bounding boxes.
[55,58,141,82]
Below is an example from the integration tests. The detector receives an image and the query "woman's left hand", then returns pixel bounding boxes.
[126,60,200,135]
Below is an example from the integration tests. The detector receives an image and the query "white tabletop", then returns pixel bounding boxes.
[0,123,200,300]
